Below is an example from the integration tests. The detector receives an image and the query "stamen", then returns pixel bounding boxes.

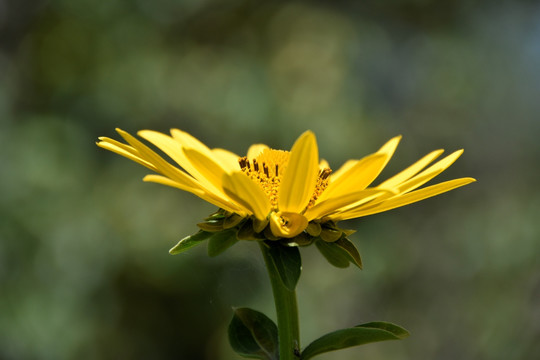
[320,168,332,179]
[308,167,332,208]
[238,157,247,169]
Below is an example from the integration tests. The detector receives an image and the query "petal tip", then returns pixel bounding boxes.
[387,135,402,145]
[115,128,130,137]
[450,149,465,159]
[298,130,316,143]
[137,129,151,137]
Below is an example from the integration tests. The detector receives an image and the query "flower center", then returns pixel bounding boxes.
[239,149,332,211]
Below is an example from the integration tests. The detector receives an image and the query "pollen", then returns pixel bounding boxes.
[239,148,331,211]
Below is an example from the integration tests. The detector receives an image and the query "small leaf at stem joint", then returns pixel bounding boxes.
[268,243,302,291]
[228,307,279,360]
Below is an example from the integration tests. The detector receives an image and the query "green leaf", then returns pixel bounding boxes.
[315,240,350,268]
[207,230,238,257]
[335,238,363,269]
[169,230,213,255]
[268,243,302,291]
[358,322,410,338]
[228,307,279,360]
[300,322,409,360]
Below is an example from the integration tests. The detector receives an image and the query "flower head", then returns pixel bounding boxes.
[97,129,475,244]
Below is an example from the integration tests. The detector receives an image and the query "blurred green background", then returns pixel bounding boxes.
[1,0,539,359]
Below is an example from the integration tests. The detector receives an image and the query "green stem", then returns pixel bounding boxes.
[259,242,300,360]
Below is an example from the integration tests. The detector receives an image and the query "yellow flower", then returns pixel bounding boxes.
[97,129,475,239]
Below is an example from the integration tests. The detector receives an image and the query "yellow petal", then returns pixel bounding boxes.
[304,188,394,221]
[269,211,308,238]
[328,136,400,185]
[212,148,241,173]
[332,177,476,221]
[98,136,139,155]
[331,150,467,217]
[97,137,157,171]
[378,149,444,189]
[182,147,228,192]
[319,153,387,202]
[171,128,214,157]
[143,174,205,195]
[377,135,402,159]
[278,131,319,213]
[138,130,199,174]
[139,130,231,195]
[319,159,330,170]
[247,144,269,159]
[180,148,250,214]
[115,129,201,190]
[143,174,245,215]
[393,150,464,194]
[221,172,271,221]
[330,159,357,183]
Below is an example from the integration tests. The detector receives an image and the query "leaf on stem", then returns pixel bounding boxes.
[228,307,279,360]
[300,322,409,360]
[268,243,302,291]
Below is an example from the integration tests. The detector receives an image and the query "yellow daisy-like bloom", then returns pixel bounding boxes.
[97,129,475,239]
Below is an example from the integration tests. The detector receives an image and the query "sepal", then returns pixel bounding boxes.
[305,222,321,237]
[315,239,351,268]
[188,210,363,270]
[207,230,238,257]
[237,219,266,241]
[224,213,246,229]
[169,230,213,255]
[198,210,246,232]
[319,226,342,242]
[197,219,225,232]
[335,238,363,269]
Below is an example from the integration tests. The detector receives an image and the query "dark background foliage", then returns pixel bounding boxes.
[1,0,539,359]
